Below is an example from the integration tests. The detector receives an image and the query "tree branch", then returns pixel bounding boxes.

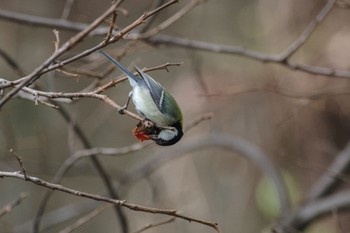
[306,141,350,201]
[0,1,122,108]
[140,0,347,78]
[119,133,290,217]
[33,100,129,233]
[58,204,111,233]
[33,112,212,231]
[275,191,350,232]
[0,192,29,218]
[133,217,176,233]
[0,171,220,233]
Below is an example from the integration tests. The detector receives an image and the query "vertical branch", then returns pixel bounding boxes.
[61,0,75,20]
[33,102,129,233]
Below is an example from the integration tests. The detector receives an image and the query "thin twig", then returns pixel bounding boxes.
[139,0,205,38]
[183,112,213,131]
[0,49,26,76]
[103,9,118,44]
[278,0,336,61]
[138,0,166,33]
[94,62,183,94]
[61,0,75,20]
[133,217,176,233]
[0,192,29,218]
[201,82,350,100]
[59,67,105,79]
[53,29,60,53]
[9,149,27,180]
[0,8,109,34]
[142,0,179,20]
[147,33,350,79]
[0,78,72,106]
[15,199,101,232]
[58,204,112,233]
[306,141,350,201]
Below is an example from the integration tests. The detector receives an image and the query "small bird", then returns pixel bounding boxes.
[99,50,183,146]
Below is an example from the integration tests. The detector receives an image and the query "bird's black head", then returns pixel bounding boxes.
[154,121,183,146]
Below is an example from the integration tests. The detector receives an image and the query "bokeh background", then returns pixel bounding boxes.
[1,0,350,232]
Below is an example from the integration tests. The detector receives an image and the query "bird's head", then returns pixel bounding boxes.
[132,120,183,146]
[153,121,183,146]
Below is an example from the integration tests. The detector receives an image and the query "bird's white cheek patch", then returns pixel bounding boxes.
[158,129,178,141]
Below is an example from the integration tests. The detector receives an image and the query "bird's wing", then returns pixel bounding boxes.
[134,66,167,114]
[135,66,182,123]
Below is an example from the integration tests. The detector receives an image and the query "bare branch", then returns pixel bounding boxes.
[103,9,118,44]
[133,217,176,233]
[9,149,27,180]
[145,33,350,79]
[0,0,180,93]
[0,61,184,122]
[58,204,112,233]
[53,29,60,53]
[140,0,347,78]
[201,82,350,100]
[183,112,213,131]
[277,0,336,61]
[0,192,29,218]
[0,0,343,80]
[0,49,26,76]
[94,62,183,94]
[139,0,205,38]
[143,0,179,19]
[61,0,75,20]
[0,171,220,232]
[0,9,107,34]
[275,191,350,233]
[138,0,167,33]
[306,141,350,201]
[0,1,122,108]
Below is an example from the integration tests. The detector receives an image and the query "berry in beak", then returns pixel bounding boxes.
[132,127,152,142]
[132,120,160,142]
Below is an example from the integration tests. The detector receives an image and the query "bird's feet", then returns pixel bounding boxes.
[117,106,127,114]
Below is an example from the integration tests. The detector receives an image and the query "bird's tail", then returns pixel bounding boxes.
[98,50,139,82]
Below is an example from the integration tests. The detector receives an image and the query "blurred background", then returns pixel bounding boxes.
[1,0,350,232]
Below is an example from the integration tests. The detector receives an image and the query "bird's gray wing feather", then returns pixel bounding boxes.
[134,66,168,114]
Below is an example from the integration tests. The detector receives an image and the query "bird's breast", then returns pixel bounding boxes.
[132,86,174,126]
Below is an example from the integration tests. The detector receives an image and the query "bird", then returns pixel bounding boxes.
[99,50,183,146]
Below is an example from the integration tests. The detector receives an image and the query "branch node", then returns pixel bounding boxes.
[9,149,28,180]
[33,92,39,105]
